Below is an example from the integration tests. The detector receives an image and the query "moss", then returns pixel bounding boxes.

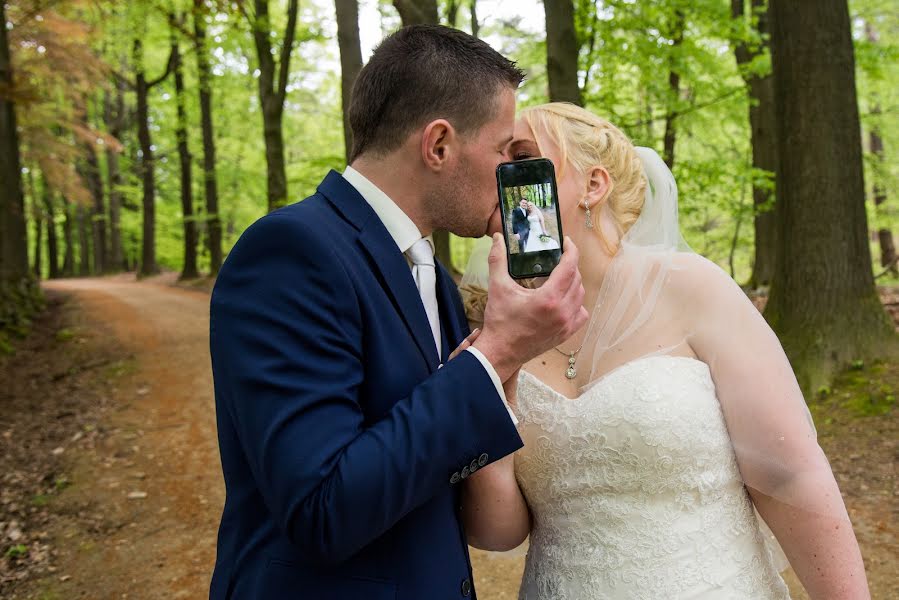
[815,359,898,418]
[0,277,44,353]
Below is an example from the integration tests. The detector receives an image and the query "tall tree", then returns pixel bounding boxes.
[662,8,685,168]
[62,200,75,277]
[765,0,896,392]
[171,18,199,280]
[732,0,778,288]
[470,0,479,38]
[193,0,223,274]
[335,0,363,163]
[242,0,300,212]
[103,76,128,272]
[27,167,42,278]
[543,0,582,105]
[133,38,176,276]
[42,174,59,279]
[0,1,29,288]
[76,203,91,276]
[865,22,896,276]
[80,116,107,274]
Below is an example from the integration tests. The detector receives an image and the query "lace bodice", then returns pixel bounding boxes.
[513,355,790,599]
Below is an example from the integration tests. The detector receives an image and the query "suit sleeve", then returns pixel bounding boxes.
[210,212,523,565]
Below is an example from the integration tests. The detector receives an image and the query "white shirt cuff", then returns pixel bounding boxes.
[464,347,519,426]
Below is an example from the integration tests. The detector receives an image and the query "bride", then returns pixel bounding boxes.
[459,103,869,598]
[523,201,561,252]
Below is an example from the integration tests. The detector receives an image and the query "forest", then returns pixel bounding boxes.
[1,2,897,597]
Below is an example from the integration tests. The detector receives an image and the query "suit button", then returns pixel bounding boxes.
[450,472,461,484]
[460,466,470,479]
[461,578,472,596]
[478,453,489,466]
[470,459,479,472]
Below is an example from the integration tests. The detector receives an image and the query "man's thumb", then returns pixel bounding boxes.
[487,233,507,279]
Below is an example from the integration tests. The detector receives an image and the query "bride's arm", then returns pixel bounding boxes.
[461,371,531,551]
[683,255,869,599]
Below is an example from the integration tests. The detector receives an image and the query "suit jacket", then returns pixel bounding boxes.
[209,170,523,599]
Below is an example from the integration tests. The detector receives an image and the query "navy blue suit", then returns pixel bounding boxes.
[209,171,523,599]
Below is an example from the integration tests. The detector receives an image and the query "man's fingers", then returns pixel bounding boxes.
[486,233,508,289]
[448,328,481,361]
[537,236,579,302]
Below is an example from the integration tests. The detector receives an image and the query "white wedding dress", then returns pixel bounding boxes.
[524,213,560,252]
[513,355,791,599]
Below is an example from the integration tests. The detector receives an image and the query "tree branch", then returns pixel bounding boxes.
[147,46,177,88]
[276,0,299,103]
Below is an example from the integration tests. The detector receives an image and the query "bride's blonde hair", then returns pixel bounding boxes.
[519,103,647,254]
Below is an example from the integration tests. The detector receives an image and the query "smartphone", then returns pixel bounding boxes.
[496,158,564,279]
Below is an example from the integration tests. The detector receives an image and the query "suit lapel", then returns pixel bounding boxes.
[435,264,465,361]
[318,171,441,370]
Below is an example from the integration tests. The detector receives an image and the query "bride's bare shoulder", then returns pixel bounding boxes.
[668,253,750,310]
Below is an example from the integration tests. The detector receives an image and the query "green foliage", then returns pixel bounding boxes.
[0,278,44,354]
[10,0,898,283]
[5,544,28,560]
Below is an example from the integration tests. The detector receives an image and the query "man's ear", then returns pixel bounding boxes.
[421,119,457,172]
[584,165,611,209]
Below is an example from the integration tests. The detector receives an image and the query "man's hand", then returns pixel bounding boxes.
[472,234,588,382]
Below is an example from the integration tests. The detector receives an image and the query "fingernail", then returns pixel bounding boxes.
[471,328,481,336]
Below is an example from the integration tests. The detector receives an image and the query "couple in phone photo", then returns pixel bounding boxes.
[208,24,869,600]
[510,198,560,254]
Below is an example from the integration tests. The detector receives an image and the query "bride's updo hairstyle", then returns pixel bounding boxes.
[519,103,647,254]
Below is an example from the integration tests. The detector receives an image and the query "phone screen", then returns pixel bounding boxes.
[496,158,564,279]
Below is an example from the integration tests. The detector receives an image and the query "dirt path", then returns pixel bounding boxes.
[32,275,224,599]
[3,276,895,598]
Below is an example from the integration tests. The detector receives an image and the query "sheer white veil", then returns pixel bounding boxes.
[459,146,860,573]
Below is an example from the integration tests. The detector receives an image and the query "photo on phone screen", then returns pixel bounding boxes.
[497,158,564,279]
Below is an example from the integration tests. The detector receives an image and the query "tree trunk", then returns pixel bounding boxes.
[392,0,438,25]
[335,0,363,163]
[662,9,685,169]
[42,175,59,279]
[732,0,777,288]
[172,35,199,280]
[62,200,75,277]
[543,0,582,106]
[765,0,896,393]
[82,131,107,274]
[470,0,479,38]
[104,81,127,272]
[27,169,42,279]
[249,0,299,212]
[865,22,896,276]
[446,0,459,27]
[194,0,223,274]
[0,1,29,285]
[133,39,175,277]
[77,204,91,276]
[871,122,896,274]
[134,38,158,277]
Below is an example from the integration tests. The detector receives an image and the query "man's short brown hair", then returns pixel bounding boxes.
[348,24,525,162]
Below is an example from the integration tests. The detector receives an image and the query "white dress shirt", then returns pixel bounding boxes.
[342,166,517,426]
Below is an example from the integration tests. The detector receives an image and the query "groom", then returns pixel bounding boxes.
[208,25,587,599]
[511,199,531,253]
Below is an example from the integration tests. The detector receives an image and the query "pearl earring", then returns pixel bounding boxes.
[583,200,594,229]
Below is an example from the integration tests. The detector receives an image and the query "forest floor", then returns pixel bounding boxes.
[0,274,896,599]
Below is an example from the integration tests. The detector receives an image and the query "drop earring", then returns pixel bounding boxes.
[583,200,594,229]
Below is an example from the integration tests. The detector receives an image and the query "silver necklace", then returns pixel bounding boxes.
[554,341,586,380]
